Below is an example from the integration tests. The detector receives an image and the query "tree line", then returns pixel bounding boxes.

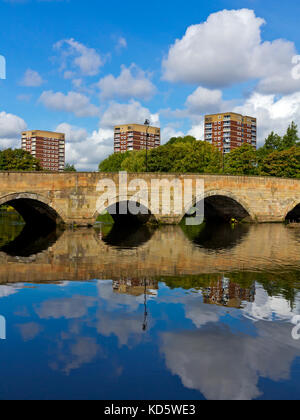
[99,122,300,178]
[0,148,76,172]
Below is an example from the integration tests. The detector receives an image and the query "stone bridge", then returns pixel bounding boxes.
[1,172,300,226]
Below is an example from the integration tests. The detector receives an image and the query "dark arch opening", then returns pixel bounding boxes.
[105,201,156,226]
[0,197,64,257]
[182,195,251,250]
[95,200,157,248]
[204,195,251,222]
[286,204,300,223]
[2,198,63,228]
[185,195,251,223]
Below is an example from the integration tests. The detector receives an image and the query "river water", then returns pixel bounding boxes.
[0,210,300,400]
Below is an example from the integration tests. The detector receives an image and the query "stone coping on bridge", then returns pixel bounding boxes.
[1,170,300,182]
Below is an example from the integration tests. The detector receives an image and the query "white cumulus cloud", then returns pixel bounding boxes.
[54,38,104,77]
[20,69,44,87]
[56,123,113,171]
[186,87,223,114]
[162,8,300,94]
[100,100,159,128]
[39,90,99,117]
[98,64,156,101]
[0,111,27,149]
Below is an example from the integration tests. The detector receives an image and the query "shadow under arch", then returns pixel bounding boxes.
[285,202,300,223]
[182,222,250,251]
[184,192,252,224]
[182,192,251,251]
[0,223,64,257]
[99,200,157,226]
[95,200,157,249]
[102,223,156,249]
[0,193,65,228]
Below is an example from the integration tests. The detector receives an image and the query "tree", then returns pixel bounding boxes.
[225,144,258,176]
[259,146,300,178]
[0,148,42,171]
[265,131,282,151]
[166,135,197,146]
[147,145,179,172]
[121,150,147,172]
[99,139,221,174]
[281,122,300,150]
[173,141,222,173]
[99,152,130,172]
[64,163,77,172]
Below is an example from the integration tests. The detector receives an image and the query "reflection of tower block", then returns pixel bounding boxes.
[112,277,158,296]
[203,278,255,308]
[0,55,6,80]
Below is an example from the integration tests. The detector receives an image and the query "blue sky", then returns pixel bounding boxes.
[1,0,300,170]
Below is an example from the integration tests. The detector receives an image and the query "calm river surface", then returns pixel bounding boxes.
[0,210,300,400]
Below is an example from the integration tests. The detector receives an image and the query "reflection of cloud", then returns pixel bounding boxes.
[95,310,146,348]
[96,281,150,347]
[35,295,96,320]
[0,284,24,298]
[184,300,223,328]
[243,285,299,322]
[17,322,43,341]
[161,321,300,400]
[97,281,142,312]
[50,336,103,375]
[57,281,70,288]
[156,289,225,328]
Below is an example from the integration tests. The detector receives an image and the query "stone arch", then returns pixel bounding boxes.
[183,189,254,223]
[284,200,300,222]
[0,192,66,226]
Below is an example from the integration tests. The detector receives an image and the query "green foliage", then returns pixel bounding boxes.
[98,122,300,179]
[258,122,300,158]
[146,145,178,172]
[0,148,42,171]
[260,146,300,178]
[281,121,300,150]
[64,163,77,172]
[96,211,114,224]
[258,132,283,158]
[121,150,147,172]
[99,152,131,172]
[173,141,222,173]
[147,140,222,173]
[166,135,197,145]
[225,144,258,176]
[0,209,25,247]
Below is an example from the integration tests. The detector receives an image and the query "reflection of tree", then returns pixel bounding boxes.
[0,209,24,247]
[162,271,300,309]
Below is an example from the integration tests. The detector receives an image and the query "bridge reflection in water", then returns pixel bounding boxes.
[1,211,300,401]
[0,218,300,306]
[1,221,300,282]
